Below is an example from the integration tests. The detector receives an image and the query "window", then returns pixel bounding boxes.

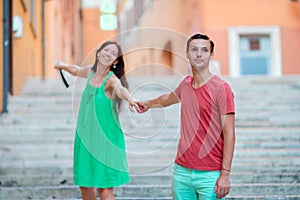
[249,39,260,51]
[229,26,282,77]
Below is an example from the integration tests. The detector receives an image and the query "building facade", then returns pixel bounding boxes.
[80,0,300,76]
[1,0,299,112]
[0,0,82,112]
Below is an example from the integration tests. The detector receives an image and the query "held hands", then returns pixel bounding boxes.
[128,98,141,113]
[136,101,150,113]
[128,99,150,113]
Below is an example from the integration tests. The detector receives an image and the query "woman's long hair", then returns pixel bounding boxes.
[91,41,129,112]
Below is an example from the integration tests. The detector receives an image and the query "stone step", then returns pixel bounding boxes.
[0,145,300,162]
[1,183,299,200]
[1,152,300,166]
[1,126,298,135]
[1,163,299,176]
[1,129,299,141]
[1,140,299,152]
[2,159,299,172]
[1,171,299,187]
[2,133,299,147]
[8,95,300,104]
[0,76,299,199]
[1,120,299,129]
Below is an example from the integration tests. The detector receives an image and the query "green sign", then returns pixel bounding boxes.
[100,0,116,13]
[100,14,117,30]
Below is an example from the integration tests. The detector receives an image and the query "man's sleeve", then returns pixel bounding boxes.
[218,83,235,115]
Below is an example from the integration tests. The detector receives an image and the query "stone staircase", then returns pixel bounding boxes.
[0,75,300,199]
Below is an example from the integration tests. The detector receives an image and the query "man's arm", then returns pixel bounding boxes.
[215,113,235,198]
[137,92,180,113]
[221,113,235,172]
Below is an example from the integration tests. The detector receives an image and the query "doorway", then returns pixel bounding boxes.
[239,35,271,75]
[229,26,282,77]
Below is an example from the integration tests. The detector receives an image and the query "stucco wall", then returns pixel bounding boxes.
[119,0,300,76]
[81,8,117,62]
[281,26,300,74]
[200,0,300,75]
[120,0,202,75]
[12,0,42,95]
[45,0,83,77]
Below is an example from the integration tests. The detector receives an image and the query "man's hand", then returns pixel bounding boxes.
[134,101,151,113]
[128,98,142,113]
[214,170,230,198]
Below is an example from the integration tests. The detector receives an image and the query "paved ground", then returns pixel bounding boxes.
[0,75,300,199]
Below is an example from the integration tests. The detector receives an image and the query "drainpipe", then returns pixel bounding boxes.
[3,0,10,113]
[42,0,46,80]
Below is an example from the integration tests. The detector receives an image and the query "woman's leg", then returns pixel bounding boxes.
[80,187,97,200]
[98,188,115,200]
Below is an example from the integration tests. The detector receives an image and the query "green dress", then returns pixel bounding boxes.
[73,71,130,188]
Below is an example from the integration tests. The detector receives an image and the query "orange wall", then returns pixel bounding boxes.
[81,1,132,61]
[81,8,116,62]
[119,0,202,75]
[121,0,300,76]
[80,0,204,75]
[0,0,82,111]
[200,0,300,27]
[79,0,300,76]
[11,0,83,92]
[200,0,300,75]
[281,26,300,74]
[13,0,43,95]
[45,0,83,77]
[205,28,229,75]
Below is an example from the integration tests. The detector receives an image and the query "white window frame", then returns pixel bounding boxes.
[228,26,282,77]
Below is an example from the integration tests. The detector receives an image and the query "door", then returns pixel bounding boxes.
[239,35,271,75]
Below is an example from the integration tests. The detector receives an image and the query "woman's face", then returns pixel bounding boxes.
[98,44,119,67]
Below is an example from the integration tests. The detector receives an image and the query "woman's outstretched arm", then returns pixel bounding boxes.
[54,61,91,78]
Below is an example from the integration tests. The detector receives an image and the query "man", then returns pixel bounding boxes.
[137,33,235,199]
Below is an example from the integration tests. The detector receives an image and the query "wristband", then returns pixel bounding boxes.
[221,168,231,173]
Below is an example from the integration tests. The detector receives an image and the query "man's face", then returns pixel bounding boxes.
[187,39,213,70]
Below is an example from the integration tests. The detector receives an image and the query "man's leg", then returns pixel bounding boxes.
[172,163,197,200]
[192,170,224,200]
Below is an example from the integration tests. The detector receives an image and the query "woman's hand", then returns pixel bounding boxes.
[53,61,90,78]
[54,60,67,70]
[128,98,142,113]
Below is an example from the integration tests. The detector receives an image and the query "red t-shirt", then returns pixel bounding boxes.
[174,75,235,171]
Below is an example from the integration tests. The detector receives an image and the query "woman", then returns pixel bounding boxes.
[54,41,139,200]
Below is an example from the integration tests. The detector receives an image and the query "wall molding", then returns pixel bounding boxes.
[228,26,282,77]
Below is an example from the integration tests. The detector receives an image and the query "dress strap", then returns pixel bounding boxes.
[102,71,114,86]
[87,71,94,82]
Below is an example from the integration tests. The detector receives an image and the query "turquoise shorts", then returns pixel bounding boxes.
[172,163,224,200]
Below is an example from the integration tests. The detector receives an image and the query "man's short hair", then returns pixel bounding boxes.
[186,33,214,53]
